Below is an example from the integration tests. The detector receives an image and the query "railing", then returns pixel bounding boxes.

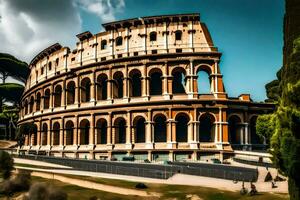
[14,154,258,181]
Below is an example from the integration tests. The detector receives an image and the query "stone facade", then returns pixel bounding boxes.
[18,14,274,161]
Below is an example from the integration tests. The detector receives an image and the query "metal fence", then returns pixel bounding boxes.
[15,154,258,181]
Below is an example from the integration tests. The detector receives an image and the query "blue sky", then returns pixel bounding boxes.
[81,0,285,101]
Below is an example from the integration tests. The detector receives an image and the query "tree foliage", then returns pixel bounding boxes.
[0,150,14,179]
[257,1,300,198]
[0,53,29,83]
[0,83,24,104]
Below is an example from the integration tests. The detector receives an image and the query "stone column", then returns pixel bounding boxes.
[107,68,112,101]
[163,21,169,52]
[145,109,153,149]
[63,48,68,72]
[126,111,132,149]
[167,118,176,149]
[162,62,171,99]
[59,118,64,146]
[49,85,54,110]
[78,42,83,65]
[62,80,66,108]
[36,122,41,146]
[74,76,79,105]
[107,112,112,148]
[244,123,249,144]
[89,114,95,146]
[73,116,78,146]
[90,71,96,103]
[110,30,114,57]
[47,121,51,146]
[188,20,194,50]
[123,65,129,100]
[93,37,98,62]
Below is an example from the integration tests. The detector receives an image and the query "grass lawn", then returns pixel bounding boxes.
[32,174,288,200]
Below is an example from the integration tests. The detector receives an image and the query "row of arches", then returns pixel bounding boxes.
[29,113,218,146]
[23,67,211,115]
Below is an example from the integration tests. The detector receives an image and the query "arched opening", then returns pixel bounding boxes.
[197,69,211,94]
[48,62,52,71]
[149,31,157,41]
[149,69,162,95]
[41,123,48,145]
[96,74,108,100]
[29,96,34,113]
[114,117,126,144]
[66,81,75,105]
[65,121,74,146]
[116,36,123,46]
[175,113,189,142]
[79,119,90,145]
[81,78,91,102]
[24,100,28,115]
[96,119,107,144]
[154,114,167,142]
[36,93,41,111]
[133,117,146,143]
[172,68,186,94]
[129,69,142,97]
[175,30,182,41]
[44,89,50,109]
[52,122,60,146]
[199,113,215,142]
[112,71,123,99]
[101,40,107,50]
[228,115,242,144]
[54,85,62,107]
[30,124,38,146]
[250,116,261,144]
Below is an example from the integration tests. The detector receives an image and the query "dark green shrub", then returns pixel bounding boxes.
[0,150,14,179]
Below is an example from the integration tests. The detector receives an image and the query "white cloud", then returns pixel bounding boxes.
[0,0,125,63]
[75,0,125,23]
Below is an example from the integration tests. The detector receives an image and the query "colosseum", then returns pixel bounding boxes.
[18,13,274,162]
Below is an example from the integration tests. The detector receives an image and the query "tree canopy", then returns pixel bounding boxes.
[0,53,29,83]
[0,83,24,104]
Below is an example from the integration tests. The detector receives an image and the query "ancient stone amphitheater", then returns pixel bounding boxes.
[18,13,273,161]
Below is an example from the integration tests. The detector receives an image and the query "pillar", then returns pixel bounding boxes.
[49,85,53,110]
[90,71,96,102]
[73,116,78,146]
[107,112,112,147]
[89,114,95,145]
[62,80,66,108]
[107,68,112,101]
[162,62,171,99]
[123,65,129,100]
[145,109,153,149]
[36,122,41,146]
[244,123,249,144]
[74,76,79,105]
[126,111,132,149]
[59,118,64,146]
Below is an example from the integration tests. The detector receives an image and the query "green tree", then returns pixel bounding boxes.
[0,150,14,179]
[256,1,300,199]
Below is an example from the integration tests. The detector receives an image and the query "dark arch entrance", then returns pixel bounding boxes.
[172,68,186,94]
[150,70,162,95]
[154,114,167,142]
[79,119,90,145]
[65,121,74,145]
[113,72,124,98]
[36,93,41,111]
[228,115,242,144]
[67,81,75,105]
[81,78,91,102]
[96,119,107,144]
[97,74,108,100]
[176,113,189,142]
[133,117,146,143]
[52,122,60,145]
[114,118,126,144]
[129,69,142,97]
[199,113,215,142]
[41,123,48,145]
[44,89,50,109]
[54,85,62,107]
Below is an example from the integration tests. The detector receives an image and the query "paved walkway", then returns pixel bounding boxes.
[14,158,288,194]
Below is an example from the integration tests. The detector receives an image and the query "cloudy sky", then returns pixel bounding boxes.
[0,0,284,101]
